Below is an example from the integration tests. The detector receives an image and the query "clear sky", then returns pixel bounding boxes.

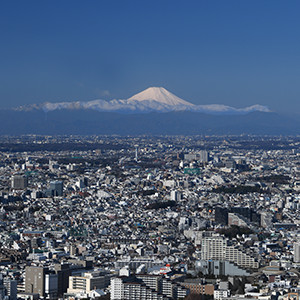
[0,0,300,113]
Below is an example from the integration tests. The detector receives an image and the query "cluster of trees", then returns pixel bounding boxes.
[213,185,267,194]
[146,200,176,210]
[217,225,254,239]
[259,175,290,184]
[2,204,25,212]
[138,190,157,196]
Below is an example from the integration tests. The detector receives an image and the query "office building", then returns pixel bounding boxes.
[67,271,110,294]
[45,274,58,300]
[11,175,28,189]
[294,242,300,263]
[54,263,71,297]
[170,190,181,201]
[0,274,4,300]
[25,266,45,297]
[4,278,17,300]
[49,181,63,196]
[199,150,209,163]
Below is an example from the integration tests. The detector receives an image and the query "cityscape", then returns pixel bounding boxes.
[0,135,299,299]
[1,1,300,299]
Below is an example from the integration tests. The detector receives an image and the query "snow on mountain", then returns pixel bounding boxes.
[190,104,271,114]
[128,87,194,106]
[14,87,271,114]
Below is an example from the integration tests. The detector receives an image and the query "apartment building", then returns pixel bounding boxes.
[201,236,259,269]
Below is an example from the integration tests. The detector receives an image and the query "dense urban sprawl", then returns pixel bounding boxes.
[0,135,300,300]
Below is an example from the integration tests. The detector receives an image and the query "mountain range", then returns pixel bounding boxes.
[1,87,299,135]
[15,87,271,115]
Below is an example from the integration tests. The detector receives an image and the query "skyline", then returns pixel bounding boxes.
[1,1,300,113]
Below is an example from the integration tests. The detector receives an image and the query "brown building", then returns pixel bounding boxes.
[181,279,214,296]
[25,266,45,297]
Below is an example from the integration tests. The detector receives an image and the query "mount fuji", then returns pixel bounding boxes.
[128,87,194,106]
[15,87,271,115]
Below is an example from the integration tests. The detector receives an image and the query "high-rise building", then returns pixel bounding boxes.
[170,190,181,201]
[76,177,88,189]
[54,263,71,297]
[45,274,58,300]
[199,150,209,163]
[0,274,5,300]
[135,147,138,162]
[25,267,59,299]
[11,175,28,190]
[4,278,17,300]
[25,266,45,297]
[294,242,300,263]
[49,181,63,196]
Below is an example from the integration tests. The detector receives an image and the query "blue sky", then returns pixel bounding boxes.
[0,0,300,112]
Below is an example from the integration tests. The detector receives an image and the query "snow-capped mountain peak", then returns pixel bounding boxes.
[128,87,194,106]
